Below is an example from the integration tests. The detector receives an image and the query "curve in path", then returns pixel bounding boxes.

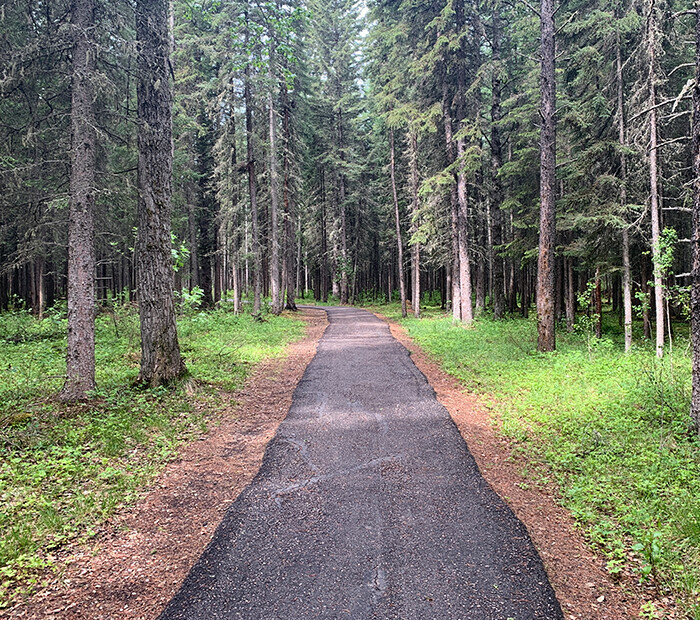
[159,307,563,620]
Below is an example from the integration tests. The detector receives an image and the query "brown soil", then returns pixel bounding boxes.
[379,313,646,620]
[3,308,328,620]
[6,307,659,620]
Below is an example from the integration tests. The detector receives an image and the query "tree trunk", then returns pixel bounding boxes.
[268,40,281,314]
[187,183,199,290]
[135,0,185,386]
[594,267,603,339]
[245,6,262,315]
[282,82,297,311]
[490,6,505,319]
[615,28,633,351]
[648,3,664,358]
[691,0,700,431]
[339,114,349,305]
[408,129,421,318]
[537,0,557,352]
[442,74,461,322]
[61,0,97,400]
[320,168,329,302]
[641,256,652,339]
[454,2,474,326]
[390,129,407,318]
[565,258,575,331]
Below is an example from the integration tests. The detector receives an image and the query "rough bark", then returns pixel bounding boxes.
[691,0,700,431]
[61,0,97,401]
[135,0,185,386]
[536,0,557,352]
[390,130,407,318]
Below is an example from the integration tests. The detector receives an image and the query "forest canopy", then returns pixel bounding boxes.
[2,0,700,404]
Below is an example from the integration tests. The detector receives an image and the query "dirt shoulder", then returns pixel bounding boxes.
[4,308,328,620]
[378,313,641,620]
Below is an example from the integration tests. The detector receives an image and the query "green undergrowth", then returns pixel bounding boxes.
[0,303,303,604]
[370,301,700,617]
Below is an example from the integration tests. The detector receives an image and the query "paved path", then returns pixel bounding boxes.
[159,307,563,619]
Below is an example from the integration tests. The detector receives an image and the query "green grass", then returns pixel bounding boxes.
[367,299,700,616]
[0,303,303,603]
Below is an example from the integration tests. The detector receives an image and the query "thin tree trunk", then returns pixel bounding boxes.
[390,129,407,318]
[454,2,473,326]
[616,29,633,351]
[282,82,297,311]
[537,0,557,352]
[187,183,199,290]
[245,6,261,315]
[565,258,575,331]
[691,0,700,431]
[491,6,505,319]
[135,0,185,386]
[268,39,281,314]
[594,268,603,338]
[320,168,329,302]
[648,1,664,358]
[61,0,97,400]
[442,74,461,322]
[408,129,421,319]
[338,107,349,305]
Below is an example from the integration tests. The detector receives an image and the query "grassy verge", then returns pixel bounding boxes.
[368,301,700,618]
[0,303,303,604]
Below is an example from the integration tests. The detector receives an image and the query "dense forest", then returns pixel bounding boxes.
[3,0,700,408]
[9,1,700,615]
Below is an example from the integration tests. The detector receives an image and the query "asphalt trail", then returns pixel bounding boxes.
[159,307,563,619]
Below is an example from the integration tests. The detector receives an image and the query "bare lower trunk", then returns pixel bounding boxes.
[390,130,407,318]
[442,75,461,322]
[135,0,185,386]
[245,7,261,315]
[642,257,652,339]
[61,0,97,400]
[408,129,421,319]
[282,82,296,311]
[268,42,281,314]
[594,268,603,339]
[490,6,505,319]
[187,183,199,290]
[451,187,461,321]
[690,1,700,431]
[537,0,557,352]
[616,28,633,352]
[648,6,664,358]
[338,110,349,305]
[565,259,575,331]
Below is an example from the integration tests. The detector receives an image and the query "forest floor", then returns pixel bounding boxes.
[2,309,328,619]
[4,306,654,619]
